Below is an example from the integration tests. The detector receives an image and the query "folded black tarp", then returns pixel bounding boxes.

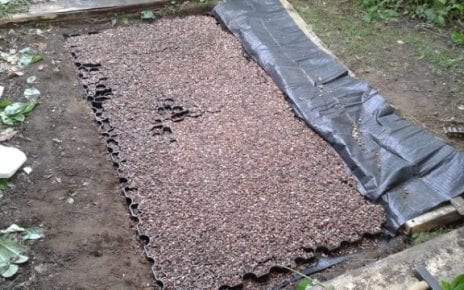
[213,0,464,230]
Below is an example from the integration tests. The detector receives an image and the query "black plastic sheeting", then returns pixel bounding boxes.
[213,0,464,230]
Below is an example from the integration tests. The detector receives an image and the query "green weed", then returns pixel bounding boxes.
[441,273,464,290]
[410,229,448,245]
[291,0,464,74]
[0,0,30,19]
[359,0,464,41]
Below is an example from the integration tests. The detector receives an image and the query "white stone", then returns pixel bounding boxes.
[0,145,27,178]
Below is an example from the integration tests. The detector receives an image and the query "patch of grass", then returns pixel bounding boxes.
[405,32,464,68]
[410,228,448,245]
[290,0,464,75]
[0,0,30,19]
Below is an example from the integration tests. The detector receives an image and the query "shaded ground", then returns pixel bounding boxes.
[291,0,464,152]
[0,24,153,289]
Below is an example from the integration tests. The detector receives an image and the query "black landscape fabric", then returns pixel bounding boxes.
[213,0,464,230]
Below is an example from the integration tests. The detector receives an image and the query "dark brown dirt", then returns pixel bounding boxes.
[0,25,153,289]
[67,16,385,289]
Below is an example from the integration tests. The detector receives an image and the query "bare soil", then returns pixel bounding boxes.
[0,25,153,289]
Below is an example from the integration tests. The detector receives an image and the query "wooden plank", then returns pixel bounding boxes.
[404,197,464,233]
[450,196,464,215]
[0,0,169,26]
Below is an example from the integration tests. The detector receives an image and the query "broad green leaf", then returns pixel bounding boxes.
[0,263,18,278]
[0,236,28,266]
[31,54,44,64]
[23,100,38,114]
[11,114,25,122]
[19,47,32,54]
[18,53,34,66]
[450,274,464,289]
[14,255,28,264]
[0,101,36,124]
[1,100,38,126]
[0,112,15,125]
[0,224,26,234]
[22,227,44,240]
[140,10,156,20]
[23,87,41,100]
[4,102,29,116]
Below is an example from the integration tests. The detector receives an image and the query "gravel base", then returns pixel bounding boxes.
[67,16,385,289]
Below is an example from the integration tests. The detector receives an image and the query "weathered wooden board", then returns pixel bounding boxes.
[404,197,464,233]
[0,0,169,26]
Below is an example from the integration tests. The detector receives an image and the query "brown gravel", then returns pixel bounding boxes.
[66,16,385,289]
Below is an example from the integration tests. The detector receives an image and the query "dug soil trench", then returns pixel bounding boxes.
[67,15,386,289]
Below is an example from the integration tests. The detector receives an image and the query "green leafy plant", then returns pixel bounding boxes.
[0,0,30,19]
[359,0,464,39]
[120,15,129,25]
[451,31,464,43]
[140,10,156,20]
[0,224,44,278]
[0,179,8,191]
[276,265,334,290]
[0,100,38,125]
[360,0,401,22]
[0,47,43,67]
[441,273,464,290]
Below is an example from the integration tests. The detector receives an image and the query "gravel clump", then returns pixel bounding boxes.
[67,16,385,289]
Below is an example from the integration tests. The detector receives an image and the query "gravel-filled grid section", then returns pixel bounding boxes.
[67,16,385,289]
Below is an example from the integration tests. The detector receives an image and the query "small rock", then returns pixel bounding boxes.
[0,145,27,178]
[66,197,74,204]
[34,264,47,274]
[23,166,32,174]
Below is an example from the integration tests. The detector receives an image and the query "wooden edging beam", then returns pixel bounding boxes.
[0,0,176,27]
[403,196,464,233]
